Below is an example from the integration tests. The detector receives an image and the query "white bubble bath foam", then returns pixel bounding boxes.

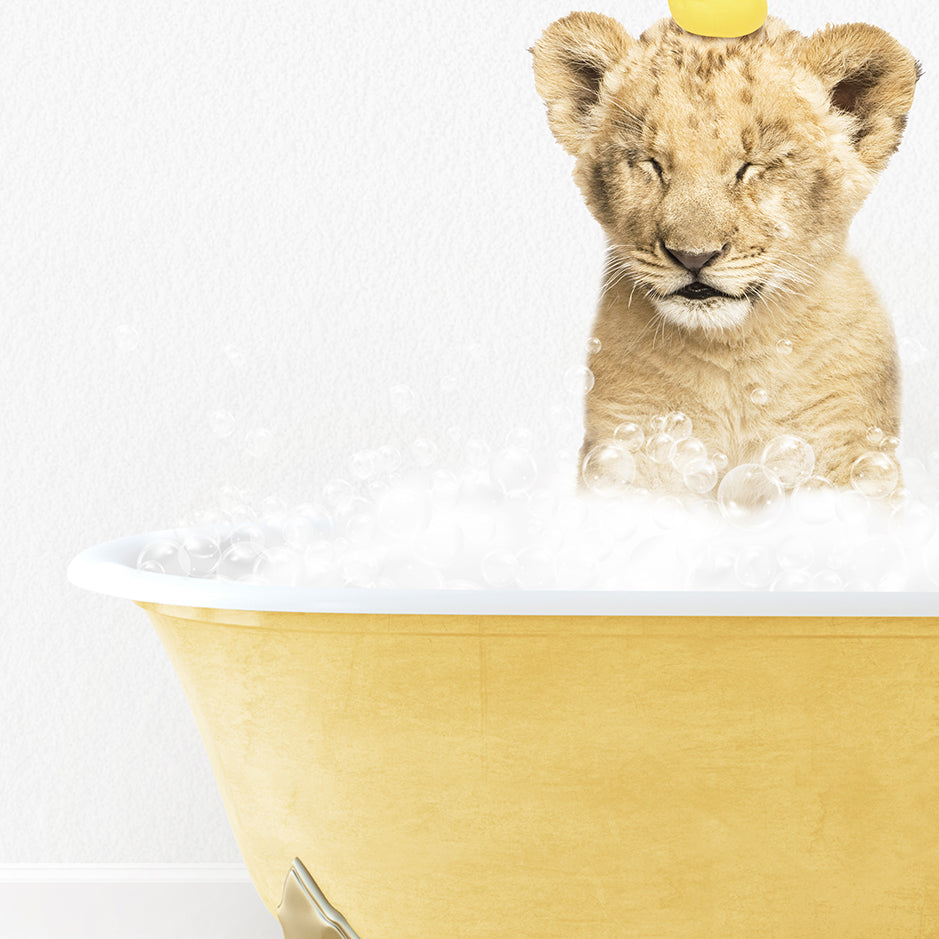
[129,402,939,593]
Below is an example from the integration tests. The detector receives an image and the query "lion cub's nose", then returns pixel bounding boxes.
[664,246,724,273]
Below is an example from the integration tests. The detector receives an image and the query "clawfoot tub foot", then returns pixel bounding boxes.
[277,858,362,939]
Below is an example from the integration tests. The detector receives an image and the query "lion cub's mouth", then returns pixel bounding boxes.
[673,282,737,301]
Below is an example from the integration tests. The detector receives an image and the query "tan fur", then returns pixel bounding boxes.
[532,14,919,491]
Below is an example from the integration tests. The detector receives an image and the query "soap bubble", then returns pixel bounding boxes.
[711,451,730,471]
[410,437,438,467]
[217,541,265,581]
[645,433,676,465]
[376,484,432,540]
[718,464,784,527]
[866,427,885,447]
[223,344,247,368]
[342,505,377,545]
[207,410,236,438]
[735,544,776,589]
[377,444,403,474]
[791,476,837,524]
[761,435,815,490]
[283,504,332,548]
[663,412,693,441]
[749,386,769,406]
[515,546,556,589]
[481,549,518,588]
[683,459,718,495]
[389,384,415,414]
[230,521,266,546]
[613,422,645,452]
[465,437,490,469]
[776,339,792,356]
[777,536,814,571]
[245,428,274,459]
[649,415,667,433]
[350,449,383,480]
[323,479,356,513]
[492,446,538,495]
[672,437,707,473]
[254,546,305,586]
[564,365,595,397]
[137,539,190,577]
[581,443,636,495]
[181,535,221,577]
[586,337,602,355]
[850,451,899,500]
[114,324,140,352]
[880,436,900,453]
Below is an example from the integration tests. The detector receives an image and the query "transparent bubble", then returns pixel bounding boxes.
[672,437,707,473]
[137,539,190,577]
[506,427,535,450]
[283,504,332,548]
[663,412,693,442]
[866,427,885,447]
[771,569,812,591]
[652,496,685,529]
[223,344,247,368]
[812,570,844,591]
[581,443,636,495]
[749,386,769,406]
[342,506,377,545]
[207,409,236,438]
[230,521,266,545]
[114,324,140,352]
[350,449,383,480]
[645,433,676,465]
[259,495,287,518]
[649,415,667,433]
[735,544,776,589]
[717,463,785,527]
[880,436,900,452]
[760,435,815,490]
[389,384,415,414]
[492,446,538,495]
[613,422,645,452]
[415,517,463,567]
[181,535,221,577]
[850,451,899,500]
[254,546,305,586]
[377,444,402,475]
[888,501,935,545]
[445,425,464,447]
[515,546,556,589]
[340,547,383,585]
[322,479,356,513]
[683,459,718,495]
[245,428,274,459]
[481,549,518,588]
[465,437,490,469]
[586,337,602,356]
[411,437,439,467]
[381,551,444,589]
[791,476,837,524]
[217,541,265,581]
[564,365,595,397]
[711,451,729,471]
[777,536,814,571]
[376,485,432,540]
[776,339,793,356]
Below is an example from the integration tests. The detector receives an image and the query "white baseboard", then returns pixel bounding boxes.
[0,865,281,939]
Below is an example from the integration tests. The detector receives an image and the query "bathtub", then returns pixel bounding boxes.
[69,530,939,937]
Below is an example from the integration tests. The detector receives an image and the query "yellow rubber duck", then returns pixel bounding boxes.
[668,0,768,38]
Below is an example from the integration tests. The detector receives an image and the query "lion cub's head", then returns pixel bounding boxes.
[533,14,919,337]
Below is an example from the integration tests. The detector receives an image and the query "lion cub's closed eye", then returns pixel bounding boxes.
[532,13,920,494]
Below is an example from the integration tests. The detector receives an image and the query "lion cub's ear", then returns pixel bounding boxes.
[799,23,920,173]
[532,12,635,156]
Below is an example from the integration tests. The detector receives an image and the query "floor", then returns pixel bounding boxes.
[0,881,281,938]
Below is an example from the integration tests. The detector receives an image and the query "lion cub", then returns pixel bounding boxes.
[533,14,919,493]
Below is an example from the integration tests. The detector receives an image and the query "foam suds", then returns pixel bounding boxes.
[137,411,939,591]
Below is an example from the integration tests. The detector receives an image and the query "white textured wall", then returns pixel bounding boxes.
[2,0,936,863]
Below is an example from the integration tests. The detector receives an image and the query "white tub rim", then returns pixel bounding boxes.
[67,529,939,617]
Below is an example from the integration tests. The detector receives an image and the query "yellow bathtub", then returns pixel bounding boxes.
[69,532,939,938]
